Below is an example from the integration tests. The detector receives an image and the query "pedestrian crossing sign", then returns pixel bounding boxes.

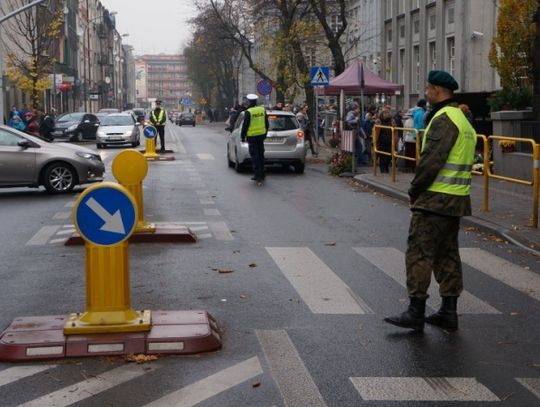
[310,66,330,85]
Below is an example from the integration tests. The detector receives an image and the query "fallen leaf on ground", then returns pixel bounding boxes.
[240,294,247,299]
[325,242,336,246]
[211,267,234,273]
[126,354,158,364]
[252,381,261,388]
[249,263,257,268]
[510,312,519,316]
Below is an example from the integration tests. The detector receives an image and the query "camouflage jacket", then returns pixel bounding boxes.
[408,100,472,217]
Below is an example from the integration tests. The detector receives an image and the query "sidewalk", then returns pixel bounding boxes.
[313,143,540,257]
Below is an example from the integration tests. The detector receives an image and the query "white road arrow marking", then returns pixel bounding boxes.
[85,197,126,235]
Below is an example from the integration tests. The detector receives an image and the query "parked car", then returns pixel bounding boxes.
[0,125,104,193]
[177,112,196,126]
[96,113,141,148]
[131,108,146,124]
[227,110,306,173]
[98,108,121,114]
[53,112,100,141]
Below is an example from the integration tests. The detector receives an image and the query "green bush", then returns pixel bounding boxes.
[488,87,532,111]
[328,151,352,175]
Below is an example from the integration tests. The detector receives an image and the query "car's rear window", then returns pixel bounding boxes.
[100,115,134,126]
[58,113,85,122]
[268,115,299,131]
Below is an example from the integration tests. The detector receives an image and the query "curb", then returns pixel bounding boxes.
[353,174,540,258]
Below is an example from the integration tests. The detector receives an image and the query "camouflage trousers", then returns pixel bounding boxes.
[405,211,463,299]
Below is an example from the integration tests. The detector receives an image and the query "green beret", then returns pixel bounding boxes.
[428,70,459,91]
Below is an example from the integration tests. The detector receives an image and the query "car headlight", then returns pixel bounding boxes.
[124,130,134,136]
[76,151,100,161]
[67,124,78,131]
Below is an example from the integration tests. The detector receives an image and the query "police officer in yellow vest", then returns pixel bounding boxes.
[240,94,269,182]
[384,70,476,332]
[150,99,167,152]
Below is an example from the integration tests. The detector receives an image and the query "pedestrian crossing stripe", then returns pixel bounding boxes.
[350,377,500,401]
[310,66,330,85]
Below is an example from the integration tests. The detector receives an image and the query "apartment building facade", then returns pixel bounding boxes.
[135,54,191,109]
[380,0,498,119]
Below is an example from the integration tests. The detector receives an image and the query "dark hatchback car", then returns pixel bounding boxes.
[53,112,100,141]
[177,112,196,127]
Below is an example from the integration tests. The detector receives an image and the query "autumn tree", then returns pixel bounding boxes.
[0,0,64,109]
[488,0,538,110]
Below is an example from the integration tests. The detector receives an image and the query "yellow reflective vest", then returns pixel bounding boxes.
[151,109,165,125]
[421,106,476,196]
[246,106,266,137]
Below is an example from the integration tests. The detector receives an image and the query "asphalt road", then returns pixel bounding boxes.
[0,123,539,406]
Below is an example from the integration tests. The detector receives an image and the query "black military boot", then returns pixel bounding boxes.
[384,297,426,331]
[425,296,458,330]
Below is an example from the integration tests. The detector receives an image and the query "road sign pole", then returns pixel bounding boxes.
[112,150,156,234]
[65,182,150,335]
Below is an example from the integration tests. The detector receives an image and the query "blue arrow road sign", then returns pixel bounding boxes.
[310,66,330,85]
[143,125,157,139]
[75,185,136,246]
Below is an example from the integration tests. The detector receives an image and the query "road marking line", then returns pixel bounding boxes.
[197,233,212,239]
[144,357,262,407]
[204,208,221,216]
[0,365,57,387]
[354,247,501,314]
[61,224,75,229]
[208,221,234,241]
[350,377,499,401]
[516,378,540,398]
[256,329,327,407]
[461,248,540,302]
[49,238,67,244]
[63,201,75,208]
[20,363,158,407]
[197,153,215,160]
[267,247,371,314]
[52,212,70,220]
[55,229,76,236]
[199,199,215,205]
[188,226,209,232]
[26,226,62,246]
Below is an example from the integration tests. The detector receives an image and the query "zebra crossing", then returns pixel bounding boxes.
[1,245,538,405]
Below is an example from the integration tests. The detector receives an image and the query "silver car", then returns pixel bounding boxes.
[227,109,306,173]
[0,125,104,193]
[96,113,141,148]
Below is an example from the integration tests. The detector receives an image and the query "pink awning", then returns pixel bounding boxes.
[319,60,403,96]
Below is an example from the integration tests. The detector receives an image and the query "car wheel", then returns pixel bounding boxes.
[70,131,83,142]
[227,146,234,168]
[97,143,103,149]
[43,162,76,193]
[293,162,305,174]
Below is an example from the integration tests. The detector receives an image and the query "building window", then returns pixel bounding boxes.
[447,37,455,76]
[412,0,420,9]
[429,41,437,70]
[413,19,419,34]
[447,7,455,24]
[330,14,342,34]
[387,28,392,43]
[386,51,392,80]
[413,45,420,93]
[400,23,405,38]
[429,13,436,30]
[385,0,392,17]
[399,48,405,86]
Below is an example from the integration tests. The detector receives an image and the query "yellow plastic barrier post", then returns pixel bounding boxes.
[143,125,160,159]
[64,182,151,334]
[112,150,156,234]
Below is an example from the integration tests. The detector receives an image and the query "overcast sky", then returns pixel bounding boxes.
[101,0,197,56]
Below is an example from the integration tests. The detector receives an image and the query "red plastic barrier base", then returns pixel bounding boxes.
[0,311,221,362]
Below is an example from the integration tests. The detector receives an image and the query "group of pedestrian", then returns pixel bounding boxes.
[6,105,56,140]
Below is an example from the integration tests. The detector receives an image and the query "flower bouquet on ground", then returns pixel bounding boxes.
[328,151,352,175]
[499,140,515,153]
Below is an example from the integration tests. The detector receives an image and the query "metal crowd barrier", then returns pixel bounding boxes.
[371,126,540,228]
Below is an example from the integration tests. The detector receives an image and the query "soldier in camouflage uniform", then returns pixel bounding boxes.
[384,70,476,331]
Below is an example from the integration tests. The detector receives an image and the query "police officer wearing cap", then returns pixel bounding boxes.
[241,94,269,182]
[384,70,476,332]
[150,100,167,152]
